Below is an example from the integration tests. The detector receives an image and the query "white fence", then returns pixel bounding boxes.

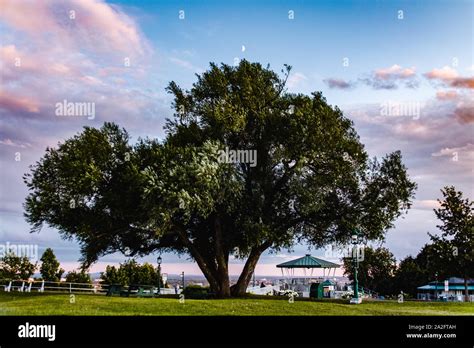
[0,279,178,295]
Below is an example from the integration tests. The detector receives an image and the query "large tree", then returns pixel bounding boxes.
[24,60,416,297]
[430,186,473,301]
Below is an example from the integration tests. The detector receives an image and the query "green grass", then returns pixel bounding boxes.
[0,292,473,316]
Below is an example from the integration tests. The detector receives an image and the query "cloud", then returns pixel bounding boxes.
[287,72,308,89]
[0,0,149,57]
[425,66,458,80]
[374,64,416,80]
[413,200,441,211]
[432,143,474,158]
[169,57,203,73]
[0,0,160,127]
[436,90,458,100]
[342,96,474,185]
[326,65,419,91]
[424,68,473,124]
[323,78,355,90]
[453,104,474,124]
[0,90,40,114]
[360,65,419,90]
[424,66,474,89]
[450,77,474,89]
[0,139,32,149]
[431,143,474,173]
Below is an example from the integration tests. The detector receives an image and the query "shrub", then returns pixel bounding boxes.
[182,285,210,299]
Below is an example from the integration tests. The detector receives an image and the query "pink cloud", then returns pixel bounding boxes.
[0,0,149,57]
[287,72,308,89]
[361,64,419,89]
[0,138,32,148]
[413,200,441,210]
[375,64,416,80]
[424,66,473,89]
[425,66,458,80]
[0,0,58,34]
[0,0,155,126]
[0,90,40,113]
[454,105,474,124]
[450,77,474,89]
[436,90,458,100]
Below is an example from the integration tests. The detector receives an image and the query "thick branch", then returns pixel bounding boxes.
[231,241,271,296]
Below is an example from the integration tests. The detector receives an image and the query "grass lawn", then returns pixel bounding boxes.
[1,292,473,316]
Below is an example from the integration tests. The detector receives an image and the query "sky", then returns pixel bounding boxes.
[0,0,473,276]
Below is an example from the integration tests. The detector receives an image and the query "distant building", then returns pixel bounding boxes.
[417,277,474,302]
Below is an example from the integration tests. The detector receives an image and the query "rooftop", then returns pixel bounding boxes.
[276,254,340,269]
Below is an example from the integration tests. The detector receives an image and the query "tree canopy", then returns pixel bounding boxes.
[100,259,162,286]
[0,252,36,280]
[24,60,417,297]
[40,248,64,282]
[65,270,92,285]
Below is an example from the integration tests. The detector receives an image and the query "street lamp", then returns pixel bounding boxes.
[181,271,185,289]
[157,256,162,296]
[350,229,363,304]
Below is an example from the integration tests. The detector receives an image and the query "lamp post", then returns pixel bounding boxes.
[350,229,363,304]
[181,271,185,289]
[157,255,162,296]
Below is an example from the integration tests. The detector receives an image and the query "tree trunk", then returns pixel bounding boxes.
[231,241,271,297]
[176,224,271,298]
[214,216,231,298]
[176,226,220,293]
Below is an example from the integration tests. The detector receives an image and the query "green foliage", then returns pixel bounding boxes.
[182,285,211,299]
[24,61,417,296]
[393,245,434,297]
[383,186,473,298]
[0,252,37,280]
[430,186,474,279]
[65,270,92,284]
[343,246,397,295]
[40,248,64,281]
[100,259,162,286]
[429,186,473,299]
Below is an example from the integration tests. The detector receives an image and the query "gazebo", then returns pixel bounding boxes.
[276,254,340,278]
[276,254,341,298]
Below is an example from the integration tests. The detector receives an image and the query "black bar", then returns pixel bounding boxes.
[0,316,472,346]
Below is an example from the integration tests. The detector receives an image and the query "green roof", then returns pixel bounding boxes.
[418,285,474,291]
[276,254,340,269]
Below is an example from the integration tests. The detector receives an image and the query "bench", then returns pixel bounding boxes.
[106,284,123,297]
[117,285,156,298]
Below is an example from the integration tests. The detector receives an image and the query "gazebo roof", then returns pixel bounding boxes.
[276,254,340,269]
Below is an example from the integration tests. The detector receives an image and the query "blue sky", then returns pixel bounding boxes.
[0,0,472,276]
